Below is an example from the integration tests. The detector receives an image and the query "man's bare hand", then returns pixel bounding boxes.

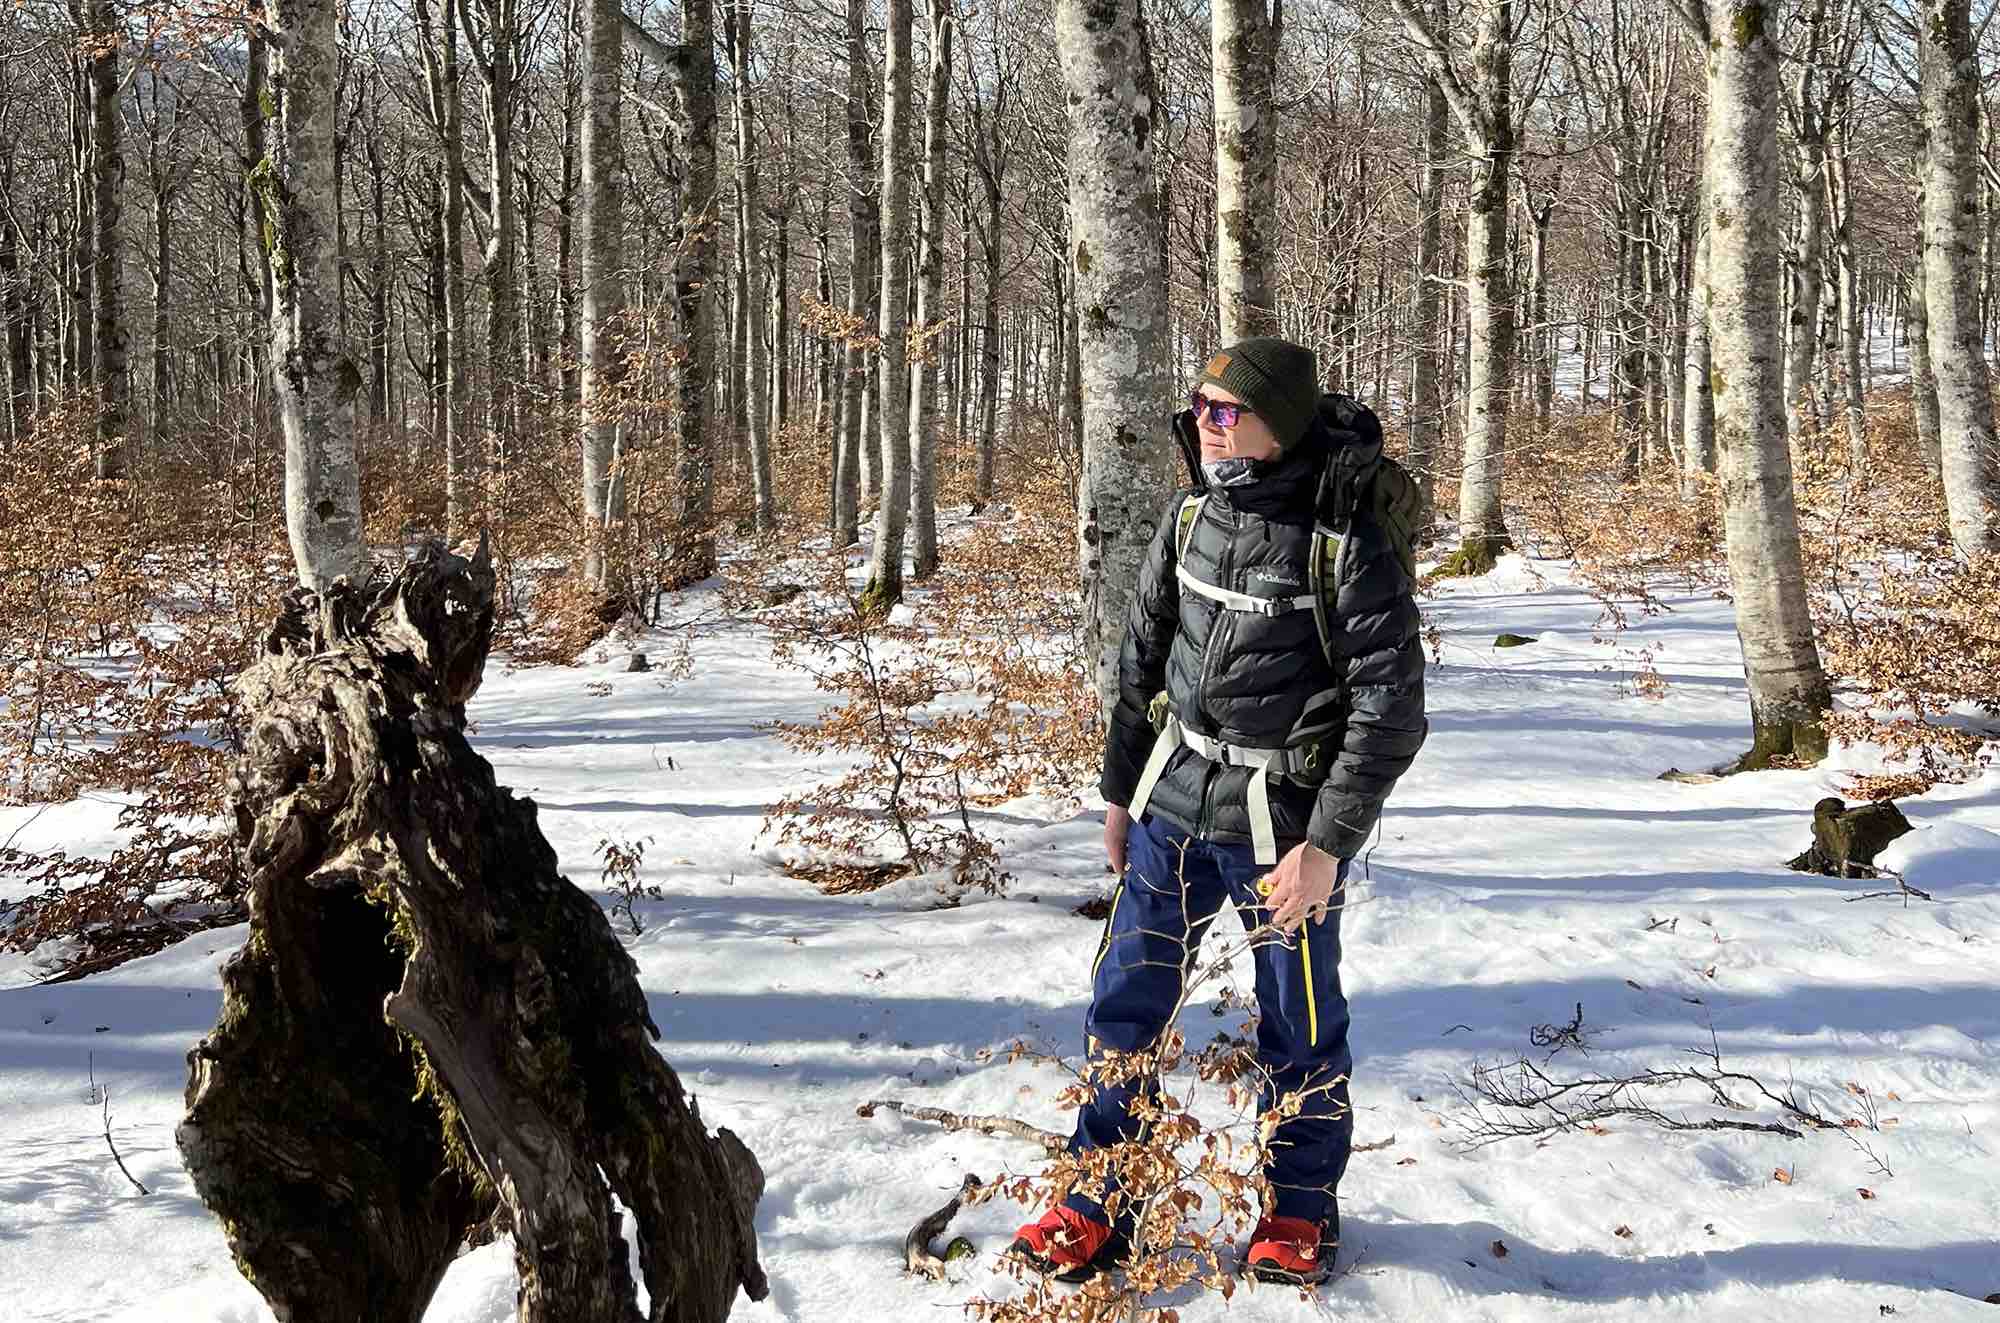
[1260,841,1341,932]
[1104,803,1133,874]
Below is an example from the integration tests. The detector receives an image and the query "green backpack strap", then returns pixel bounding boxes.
[1174,493,1205,562]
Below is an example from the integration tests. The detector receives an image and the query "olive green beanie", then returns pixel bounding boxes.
[1197,336,1321,449]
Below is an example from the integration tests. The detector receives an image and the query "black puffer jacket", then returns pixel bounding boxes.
[1099,395,1428,859]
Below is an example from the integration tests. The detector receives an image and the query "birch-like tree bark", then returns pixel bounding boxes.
[88,0,128,479]
[1212,0,1278,340]
[578,0,621,589]
[862,0,914,609]
[260,0,365,589]
[908,0,953,580]
[1689,0,1832,766]
[1390,0,1516,571]
[1919,0,2000,553]
[1057,0,1174,720]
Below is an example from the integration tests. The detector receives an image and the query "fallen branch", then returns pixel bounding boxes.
[903,1171,981,1279]
[1842,870,1934,905]
[859,1099,1066,1154]
[101,1094,150,1196]
[1446,1034,1845,1150]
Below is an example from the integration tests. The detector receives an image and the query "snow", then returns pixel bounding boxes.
[3,547,1997,1323]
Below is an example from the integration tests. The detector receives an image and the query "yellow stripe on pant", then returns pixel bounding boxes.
[1299,930,1320,1047]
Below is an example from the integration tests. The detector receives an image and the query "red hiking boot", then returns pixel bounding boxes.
[1243,1214,1331,1285]
[1007,1205,1122,1282]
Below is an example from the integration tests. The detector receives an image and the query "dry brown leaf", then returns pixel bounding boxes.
[1614,1224,1634,1239]
[1772,1167,1794,1185]
[1490,1239,1509,1258]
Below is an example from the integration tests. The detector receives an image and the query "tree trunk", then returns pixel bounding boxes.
[151,174,174,446]
[415,0,474,542]
[477,0,522,455]
[1905,249,1943,477]
[1682,198,1716,485]
[728,0,774,533]
[260,0,366,589]
[366,111,391,427]
[668,0,721,583]
[179,544,769,1323]
[1784,129,1827,445]
[579,0,623,589]
[559,0,582,411]
[862,0,915,611]
[908,0,952,581]
[1459,136,1514,560]
[1828,145,1866,469]
[1212,0,1279,340]
[1920,0,2000,553]
[1058,0,1175,721]
[89,0,128,478]
[1703,1,1832,768]
[835,0,875,548]
[1392,0,1515,570]
[1407,23,1448,532]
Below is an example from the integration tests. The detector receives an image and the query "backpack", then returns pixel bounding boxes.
[1172,394,1419,669]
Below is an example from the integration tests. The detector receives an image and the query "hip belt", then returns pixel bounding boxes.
[1125,713,1321,866]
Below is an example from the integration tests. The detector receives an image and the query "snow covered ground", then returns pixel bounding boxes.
[3,547,1997,1323]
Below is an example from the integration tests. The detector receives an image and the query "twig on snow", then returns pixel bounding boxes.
[859,1098,1068,1154]
[101,1093,150,1196]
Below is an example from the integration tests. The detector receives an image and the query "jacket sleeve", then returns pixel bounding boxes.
[1098,492,1189,807]
[1306,555,1428,859]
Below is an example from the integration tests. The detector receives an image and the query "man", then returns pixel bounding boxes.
[1011,336,1428,1286]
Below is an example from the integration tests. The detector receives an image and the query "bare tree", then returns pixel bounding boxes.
[1390,0,1518,572]
[259,0,365,589]
[909,0,954,580]
[1405,0,1451,532]
[1213,0,1279,340]
[1673,0,1833,767]
[835,0,875,547]
[413,0,474,542]
[578,0,622,589]
[863,0,915,610]
[1918,0,2000,553]
[86,0,127,479]
[726,0,775,533]
[1057,0,1175,719]
[1681,193,1716,486]
[667,0,721,584]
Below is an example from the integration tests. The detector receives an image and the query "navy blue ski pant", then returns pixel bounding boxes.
[1062,814,1353,1230]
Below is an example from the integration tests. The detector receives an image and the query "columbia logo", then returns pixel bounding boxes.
[1254,569,1302,587]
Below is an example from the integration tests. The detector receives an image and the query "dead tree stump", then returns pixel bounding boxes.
[179,543,768,1323]
[1786,796,1914,878]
